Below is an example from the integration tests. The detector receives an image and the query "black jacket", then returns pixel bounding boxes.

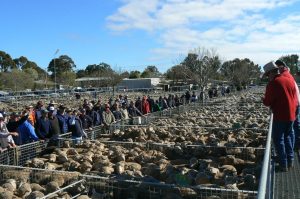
[6,115,28,132]
[68,116,84,138]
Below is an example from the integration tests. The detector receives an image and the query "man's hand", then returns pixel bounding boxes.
[10,132,18,137]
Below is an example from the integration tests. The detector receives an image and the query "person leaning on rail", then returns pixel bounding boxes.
[262,61,297,172]
[275,60,300,151]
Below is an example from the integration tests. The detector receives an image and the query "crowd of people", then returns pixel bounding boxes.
[0,89,227,151]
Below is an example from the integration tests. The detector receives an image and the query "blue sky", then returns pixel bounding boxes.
[1,0,300,73]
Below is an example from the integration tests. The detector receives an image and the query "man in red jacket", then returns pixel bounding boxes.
[262,61,297,171]
[275,60,300,151]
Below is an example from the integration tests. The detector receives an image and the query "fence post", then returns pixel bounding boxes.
[257,113,273,199]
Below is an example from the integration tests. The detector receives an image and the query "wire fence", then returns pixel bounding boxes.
[0,87,272,199]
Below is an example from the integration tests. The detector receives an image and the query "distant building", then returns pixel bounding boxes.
[117,78,161,90]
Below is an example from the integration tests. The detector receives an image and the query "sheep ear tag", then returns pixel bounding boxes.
[174,174,191,186]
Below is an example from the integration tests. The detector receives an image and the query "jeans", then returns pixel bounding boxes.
[272,121,295,167]
[293,105,300,149]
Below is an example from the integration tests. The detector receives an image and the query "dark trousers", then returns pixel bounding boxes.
[272,121,294,167]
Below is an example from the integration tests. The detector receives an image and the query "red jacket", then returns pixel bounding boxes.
[280,68,300,106]
[141,100,150,115]
[263,73,297,121]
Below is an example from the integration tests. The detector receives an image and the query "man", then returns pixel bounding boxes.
[275,60,300,150]
[56,105,69,134]
[68,110,85,144]
[79,109,93,129]
[112,103,122,121]
[0,113,18,149]
[128,101,143,118]
[26,105,36,127]
[47,108,61,146]
[7,112,29,134]
[35,100,44,121]
[18,117,39,145]
[102,104,115,126]
[141,96,150,115]
[120,103,129,120]
[35,109,50,139]
[262,61,297,171]
[86,104,101,126]
[147,96,155,112]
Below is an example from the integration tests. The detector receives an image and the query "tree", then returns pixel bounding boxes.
[13,56,28,69]
[0,69,34,91]
[14,56,47,80]
[220,58,260,89]
[181,47,221,90]
[85,62,112,76]
[48,55,76,80]
[129,71,141,79]
[0,51,16,72]
[141,65,161,78]
[57,71,76,86]
[279,54,299,75]
[165,64,190,84]
[76,69,86,78]
[23,68,39,80]
[108,71,123,95]
[120,71,130,78]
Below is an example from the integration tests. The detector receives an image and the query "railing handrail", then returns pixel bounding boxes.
[257,113,273,199]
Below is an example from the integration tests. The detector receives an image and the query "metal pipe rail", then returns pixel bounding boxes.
[40,179,85,199]
[257,113,274,199]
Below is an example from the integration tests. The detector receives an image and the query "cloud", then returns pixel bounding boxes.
[107,0,300,66]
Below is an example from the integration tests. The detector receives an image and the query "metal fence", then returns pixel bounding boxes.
[0,88,272,198]
[0,165,82,199]
[0,148,15,165]
[81,174,258,199]
[257,114,275,199]
[0,164,259,199]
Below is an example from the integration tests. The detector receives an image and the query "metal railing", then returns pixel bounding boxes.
[257,113,274,199]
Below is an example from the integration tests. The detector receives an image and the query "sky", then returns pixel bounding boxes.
[1,0,300,73]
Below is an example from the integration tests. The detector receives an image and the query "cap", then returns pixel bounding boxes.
[275,60,287,67]
[49,106,55,111]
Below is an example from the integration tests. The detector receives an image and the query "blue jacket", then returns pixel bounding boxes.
[56,113,69,134]
[18,120,39,144]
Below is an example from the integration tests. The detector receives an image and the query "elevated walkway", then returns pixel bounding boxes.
[274,151,300,199]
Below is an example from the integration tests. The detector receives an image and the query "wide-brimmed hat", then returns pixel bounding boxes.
[263,61,278,76]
